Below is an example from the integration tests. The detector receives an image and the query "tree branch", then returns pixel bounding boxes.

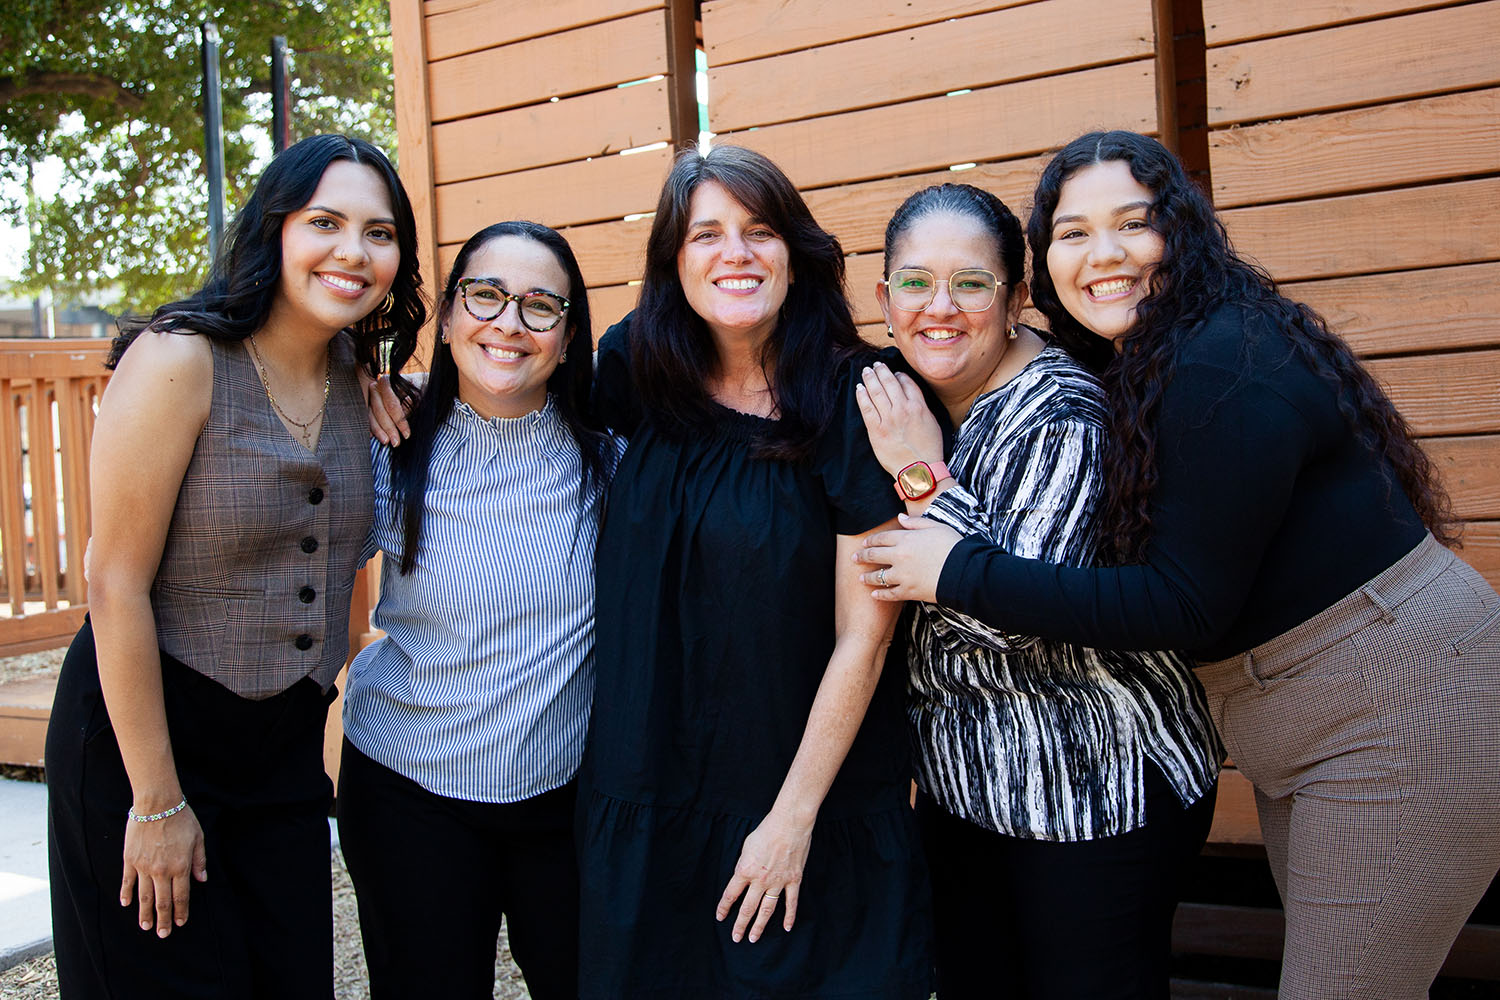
[0,72,145,110]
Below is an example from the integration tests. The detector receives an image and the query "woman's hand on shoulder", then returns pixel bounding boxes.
[121,803,208,937]
[854,361,944,479]
[715,809,813,943]
[365,371,421,445]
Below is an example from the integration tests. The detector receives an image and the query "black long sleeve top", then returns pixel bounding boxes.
[936,303,1427,662]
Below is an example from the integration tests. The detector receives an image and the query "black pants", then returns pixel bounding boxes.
[919,765,1217,1000]
[46,619,336,1000]
[336,739,581,1000]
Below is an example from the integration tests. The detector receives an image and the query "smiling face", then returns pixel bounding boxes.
[274,159,401,338]
[1045,159,1165,344]
[878,210,1025,409]
[676,180,792,347]
[443,234,572,420]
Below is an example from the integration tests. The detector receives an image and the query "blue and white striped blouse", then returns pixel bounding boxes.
[343,396,620,803]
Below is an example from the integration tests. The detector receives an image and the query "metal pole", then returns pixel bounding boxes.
[200,21,226,264]
[271,35,290,154]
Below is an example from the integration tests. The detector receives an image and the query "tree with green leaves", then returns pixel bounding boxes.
[0,1,396,312]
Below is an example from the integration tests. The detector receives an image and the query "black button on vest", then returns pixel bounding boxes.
[300,536,318,553]
[308,487,324,505]
[299,586,316,604]
[294,634,313,651]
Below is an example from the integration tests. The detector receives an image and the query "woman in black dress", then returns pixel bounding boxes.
[577,145,932,999]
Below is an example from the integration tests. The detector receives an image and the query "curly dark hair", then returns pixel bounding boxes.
[385,220,611,574]
[631,144,866,460]
[110,134,426,377]
[1027,130,1454,560]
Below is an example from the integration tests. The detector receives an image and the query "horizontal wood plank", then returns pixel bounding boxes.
[1454,520,1500,591]
[1425,435,1500,521]
[1203,0,1464,47]
[1219,178,1500,283]
[425,0,659,61]
[722,60,1158,192]
[1206,2,1500,126]
[1366,348,1500,437]
[428,11,668,123]
[557,217,652,288]
[431,81,671,184]
[1283,262,1500,358]
[803,155,1050,256]
[1208,88,1500,208]
[846,253,888,326]
[702,0,1036,66]
[588,283,641,333]
[710,0,1153,132]
[434,146,674,239]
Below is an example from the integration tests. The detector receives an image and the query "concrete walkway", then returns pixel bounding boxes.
[0,777,49,970]
[0,777,341,973]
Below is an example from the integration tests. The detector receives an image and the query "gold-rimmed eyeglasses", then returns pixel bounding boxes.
[880,268,1003,313]
[456,277,570,332]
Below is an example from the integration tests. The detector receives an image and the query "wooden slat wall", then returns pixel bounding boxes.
[702,0,1172,330]
[1205,0,1500,587]
[391,0,699,349]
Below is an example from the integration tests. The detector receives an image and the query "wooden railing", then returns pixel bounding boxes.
[0,339,111,656]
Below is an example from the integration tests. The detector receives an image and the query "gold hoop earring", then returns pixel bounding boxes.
[380,292,395,315]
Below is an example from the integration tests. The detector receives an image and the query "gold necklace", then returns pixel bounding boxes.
[247,335,331,449]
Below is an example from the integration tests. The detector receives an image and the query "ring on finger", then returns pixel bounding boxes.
[877,568,888,587]
[764,891,781,900]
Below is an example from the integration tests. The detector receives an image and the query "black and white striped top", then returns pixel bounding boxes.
[343,397,621,803]
[913,344,1220,840]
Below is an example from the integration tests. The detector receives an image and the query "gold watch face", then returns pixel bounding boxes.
[898,463,935,499]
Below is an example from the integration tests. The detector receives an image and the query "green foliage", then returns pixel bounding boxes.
[0,0,395,311]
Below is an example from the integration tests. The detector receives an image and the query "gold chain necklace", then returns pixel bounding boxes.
[247,335,331,449]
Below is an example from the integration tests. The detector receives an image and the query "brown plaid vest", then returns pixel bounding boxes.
[149,331,373,699]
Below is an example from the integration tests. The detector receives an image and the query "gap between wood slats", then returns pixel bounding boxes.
[1283,262,1500,358]
[1366,349,1500,437]
[803,155,1051,257]
[431,80,670,184]
[1424,436,1500,521]
[428,10,668,123]
[434,147,673,241]
[1206,1,1500,127]
[709,0,1154,133]
[1209,88,1500,208]
[1203,0,1466,47]
[702,0,1039,67]
[1218,177,1500,284]
[719,60,1158,193]
[424,0,658,61]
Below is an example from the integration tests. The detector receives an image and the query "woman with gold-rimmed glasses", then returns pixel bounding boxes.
[854,182,1219,998]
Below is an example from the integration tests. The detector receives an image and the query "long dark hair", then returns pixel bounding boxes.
[632,144,866,460]
[1027,130,1453,559]
[883,182,1025,289]
[386,221,610,574]
[109,134,426,376]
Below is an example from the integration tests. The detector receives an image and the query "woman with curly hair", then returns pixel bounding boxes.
[47,134,422,999]
[857,130,1500,999]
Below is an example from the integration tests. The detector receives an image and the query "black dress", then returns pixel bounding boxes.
[577,322,932,999]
